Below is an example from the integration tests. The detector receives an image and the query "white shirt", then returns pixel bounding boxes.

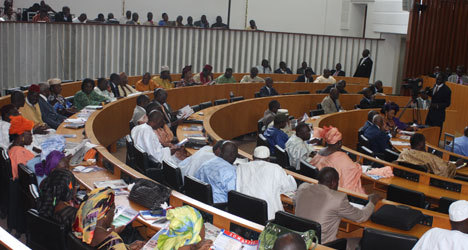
[313,76,336,84]
[412,228,468,250]
[131,123,173,163]
[0,120,10,150]
[72,17,86,23]
[236,160,297,220]
[178,146,216,178]
[240,75,265,83]
[285,134,315,170]
[256,66,272,74]
[93,87,116,102]
[433,83,444,95]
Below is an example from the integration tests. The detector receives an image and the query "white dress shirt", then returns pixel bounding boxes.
[178,146,216,178]
[131,123,176,163]
[285,134,315,170]
[413,228,468,250]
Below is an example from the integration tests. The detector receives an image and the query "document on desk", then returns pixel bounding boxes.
[391,140,410,146]
[94,179,128,189]
[112,205,139,228]
[177,105,195,119]
[400,131,416,136]
[182,125,203,131]
[350,202,365,210]
[212,230,259,250]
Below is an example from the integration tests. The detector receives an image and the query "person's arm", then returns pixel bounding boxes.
[89,91,107,105]
[321,99,332,114]
[437,88,451,109]
[277,168,297,193]
[338,195,375,223]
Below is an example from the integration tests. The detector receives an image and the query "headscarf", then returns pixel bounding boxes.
[157,206,204,250]
[38,168,76,218]
[35,150,65,177]
[9,115,34,135]
[313,126,342,145]
[203,64,213,72]
[73,187,115,244]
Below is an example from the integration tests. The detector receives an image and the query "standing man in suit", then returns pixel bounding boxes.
[426,73,451,129]
[331,63,345,77]
[109,73,121,98]
[353,49,373,78]
[259,77,278,97]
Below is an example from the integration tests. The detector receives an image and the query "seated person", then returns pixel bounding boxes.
[240,67,265,83]
[152,66,173,89]
[211,16,228,28]
[257,59,272,74]
[358,87,374,109]
[73,78,107,110]
[359,110,379,134]
[29,150,69,185]
[448,65,468,85]
[294,67,314,83]
[195,141,238,203]
[193,65,214,85]
[296,62,311,75]
[108,73,121,98]
[413,200,468,250]
[321,88,342,114]
[321,80,347,94]
[273,233,307,250]
[263,113,289,153]
[258,100,280,130]
[72,187,145,249]
[446,126,468,156]
[363,115,391,155]
[274,61,293,74]
[37,168,78,231]
[47,78,76,117]
[309,126,365,193]
[176,65,196,87]
[294,167,380,246]
[236,146,297,220]
[8,115,35,181]
[397,133,458,178]
[259,77,279,97]
[331,63,345,76]
[19,85,47,127]
[157,206,213,249]
[414,90,431,110]
[153,88,183,131]
[215,68,237,84]
[131,110,184,164]
[130,94,150,126]
[117,72,138,97]
[38,83,66,129]
[178,140,225,178]
[313,69,336,84]
[285,123,316,170]
[369,80,384,95]
[381,102,416,131]
[93,78,116,102]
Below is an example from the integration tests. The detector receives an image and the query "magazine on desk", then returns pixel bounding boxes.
[112,205,139,228]
[212,230,259,250]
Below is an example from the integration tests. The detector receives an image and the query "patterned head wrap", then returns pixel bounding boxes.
[73,187,115,244]
[313,126,342,145]
[157,206,204,250]
[37,168,76,218]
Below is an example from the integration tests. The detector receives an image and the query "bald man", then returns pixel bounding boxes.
[195,141,238,203]
[363,114,391,155]
[446,126,468,157]
[131,110,182,164]
[273,233,307,250]
[359,110,379,134]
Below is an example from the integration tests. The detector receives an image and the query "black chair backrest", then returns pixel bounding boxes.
[386,184,426,208]
[228,190,268,225]
[254,92,261,98]
[125,135,136,168]
[25,209,67,250]
[18,163,38,210]
[256,134,269,148]
[427,146,443,158]
[129,121,135,131]
[438,196,457,214]
[297,91,310,94]
[132,144,148,173]
[184,176,214,205]
[191,104,201,112]
[162,160,184,191]
[383,148,400,162]
[0,148,10,213]
[317,103,322,110]
[257,121,264,133]
[133,145,163,182]
[274,145,290,168]
[230,96,244,102]
[214,98,229,106]
[397,161,428,172]
[360,145,374,156]
[443,133,455,152]
[310,109,325,116]
[299,160,319,179]
[361,227,419,250]
[67,232,95,250]
[199,101,213,110]
[359,134,370,148]
[272,211,322,243]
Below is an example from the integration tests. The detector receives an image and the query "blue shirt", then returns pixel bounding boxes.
[447,136,468,157]
[158,20,167,26]
[263,127,289,153]
[194,156,236,203]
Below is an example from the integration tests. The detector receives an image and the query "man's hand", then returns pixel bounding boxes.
[368,193,382,205]
[193,240,213,250]
[33,124,48,134]
[170,145,184,155]
[128,240,146,250]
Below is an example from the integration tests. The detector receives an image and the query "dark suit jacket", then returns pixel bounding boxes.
[426,84,451,127]
[54,12,72,22]
[297,68,316,75]
[368,85,382,95]
[259,86,278,97]
[109,81,120,98]
[294,75,314,83]
[363,124,390,155]
[38,97,66,129]
[330,70,345,76]
[322,85,348,94]
[274,68,293,74]
[353,58,373,78]
[359,97,372,109]
[194,20,209,28]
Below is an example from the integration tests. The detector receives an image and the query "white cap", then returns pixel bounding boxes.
[47,78,62,85]
[161,65,170,72]
[449,200,468,222]
[253,146,270,159]
[277,109,289,115]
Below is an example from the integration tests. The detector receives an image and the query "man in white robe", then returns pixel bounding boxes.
[236,146,297,220]
[178,140,225,178]
[285,123,316,170]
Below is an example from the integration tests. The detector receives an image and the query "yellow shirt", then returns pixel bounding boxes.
[135,79,159,92]
[19,102,44,126]
[152,76,173,89]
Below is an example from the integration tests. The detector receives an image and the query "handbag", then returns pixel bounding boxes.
[258,222,318,250]
[128,178,172,210]
[371,204,423,231]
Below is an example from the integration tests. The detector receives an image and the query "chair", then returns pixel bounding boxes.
[310,109,324,116]
[438,196,457,214]
[25,209,67,250]
[358,134,370,148]
[443,133,455,152]
[18,163,38,210]
[20,85,31,91]
[191,104,201,112]
[162,160,184,191]
[199,101,213,110]
[133,145,163,183]
[230,96,244,102]
[455,175,468,183]
[427,146,443,158]
[383,148,400,162]
[299,160,319,179]
[184,176,214,205]
[125,135,136,168]
[274,145,291,169]
[317,103,322,110]
[254,92,261,98]
[360,228,418,250]
[214,99,229,106]
[397,161,428,172]
[297,91,310,94]
[5,87,21,95]
[386,184,427,209]
[67,232,95,250]
[257,121,264,133]
[256,134,269,148]
[0,148,10,214]
[228,190,268,225]
[271,211,322,242]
